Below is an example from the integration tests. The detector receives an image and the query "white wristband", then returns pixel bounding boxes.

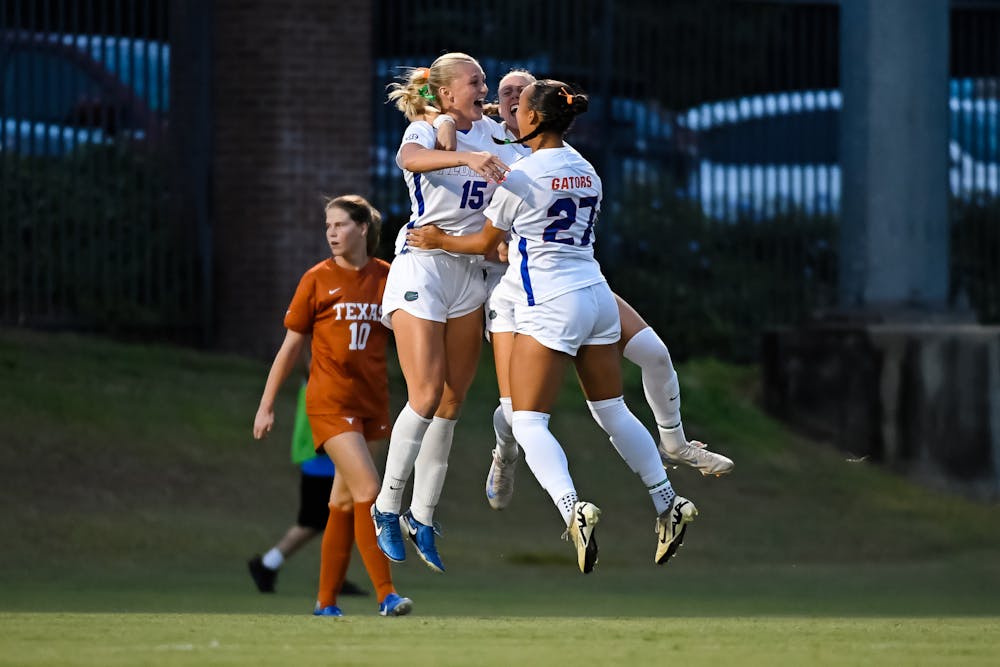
[432,114,456,129]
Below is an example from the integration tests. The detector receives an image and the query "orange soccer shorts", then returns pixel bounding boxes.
[308,413,390,451]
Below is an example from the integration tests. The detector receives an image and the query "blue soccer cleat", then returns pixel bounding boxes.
[400,510,445,573]
[371,505,406,563]
[378,592,413,617]
[313,603,344,617]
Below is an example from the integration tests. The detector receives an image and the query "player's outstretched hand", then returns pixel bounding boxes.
[406,224,446,250]
[464,151,509,183]
[253,407,274,440]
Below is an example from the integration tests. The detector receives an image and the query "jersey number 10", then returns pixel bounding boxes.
[349,322,372,350]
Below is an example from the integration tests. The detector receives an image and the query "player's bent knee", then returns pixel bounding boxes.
[329,498,353,513]
[407,385,444,417]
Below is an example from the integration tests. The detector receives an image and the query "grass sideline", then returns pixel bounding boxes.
[1,328,998,665]
[1,614,998,667]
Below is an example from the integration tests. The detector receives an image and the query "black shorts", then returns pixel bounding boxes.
[297,472,334,531]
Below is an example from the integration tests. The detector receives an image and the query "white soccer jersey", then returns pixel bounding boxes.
[485,146,606,306]
[394,117,522,255]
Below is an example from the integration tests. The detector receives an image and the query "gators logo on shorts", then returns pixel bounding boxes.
[488,309,497,320]
[404,291,419,302]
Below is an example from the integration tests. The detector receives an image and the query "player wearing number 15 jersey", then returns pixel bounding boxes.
[371,53,521,575]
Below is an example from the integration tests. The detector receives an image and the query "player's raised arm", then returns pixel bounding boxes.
[427,111,458,151]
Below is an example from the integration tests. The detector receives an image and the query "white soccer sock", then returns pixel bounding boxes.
[658,423,689,454]
[410,416,457,526]
[647,478,677,515]
[556,491,579,525]
[493,398,518,460]
[622,327,682,430]
[262,547,284,570]
[511,411,576,522]
[498,396,513,425]
[376,403,432,514]
[587,396,666,488]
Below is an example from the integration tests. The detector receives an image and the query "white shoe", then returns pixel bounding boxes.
[485,445,518,510]
[564,501,601,574]
[659,439,734,476]
[654,496,697,565]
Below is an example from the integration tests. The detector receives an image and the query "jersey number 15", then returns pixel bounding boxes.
[460,180,487,209]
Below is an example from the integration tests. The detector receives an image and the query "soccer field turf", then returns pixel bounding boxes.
[2,330,998,666]
[1,612,998,666]
[3,557,998,666]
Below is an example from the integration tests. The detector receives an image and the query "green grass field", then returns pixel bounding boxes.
[1,328,998,666]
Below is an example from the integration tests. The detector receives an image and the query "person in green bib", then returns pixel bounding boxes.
[248,382,366,596]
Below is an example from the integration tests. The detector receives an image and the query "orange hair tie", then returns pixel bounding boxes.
[559,87,574,105]
[415,67,430,80]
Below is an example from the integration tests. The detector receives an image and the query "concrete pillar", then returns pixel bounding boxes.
[839,0,950,312]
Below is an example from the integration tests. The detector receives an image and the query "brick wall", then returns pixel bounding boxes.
[212,0,372,358]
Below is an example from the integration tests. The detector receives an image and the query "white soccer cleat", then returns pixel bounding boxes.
[654,496,697,565]
[564,501,601,574]
[659,439,734,477]
[485,445,519,510]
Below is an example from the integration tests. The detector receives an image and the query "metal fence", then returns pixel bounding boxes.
[0,0,203,340]
[372,0,1000,360]
[3,1,997,357]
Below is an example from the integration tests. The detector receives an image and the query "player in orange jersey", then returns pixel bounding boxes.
[252,194,412,617]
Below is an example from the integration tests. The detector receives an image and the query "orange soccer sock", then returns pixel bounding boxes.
[354,500,395,602]
[316,505,354,607]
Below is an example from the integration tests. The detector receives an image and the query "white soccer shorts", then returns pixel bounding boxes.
[485,270,516,336]
[382,251,486,328]
[513,282,620,355]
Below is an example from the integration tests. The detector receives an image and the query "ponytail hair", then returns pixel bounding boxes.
[494,79,589,146]
[386,52,482,120]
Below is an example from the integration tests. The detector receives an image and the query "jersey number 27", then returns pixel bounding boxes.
[543,196,599,246]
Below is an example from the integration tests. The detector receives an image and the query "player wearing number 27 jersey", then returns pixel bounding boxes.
[284,257,391,434]
[485,146,606,309]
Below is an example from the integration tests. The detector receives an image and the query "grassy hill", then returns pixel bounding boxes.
[1,326,998,621]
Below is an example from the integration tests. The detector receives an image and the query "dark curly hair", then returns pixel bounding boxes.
[495,79,589,146]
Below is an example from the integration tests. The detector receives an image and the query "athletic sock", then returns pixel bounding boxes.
[316,506,353,607]
[658,423,689,454]
[556,491,579,525]
[647,478,677,515]
[493,400,518,460]
[622,327,683,430]
[511,411,576,522]
[410,416,457,526]
[587,396,667,488]
[354,500,395,603]
[376,403,432,514]
[261,547,284,570]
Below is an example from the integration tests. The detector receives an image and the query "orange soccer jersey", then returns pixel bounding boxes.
[284,257,391,421]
